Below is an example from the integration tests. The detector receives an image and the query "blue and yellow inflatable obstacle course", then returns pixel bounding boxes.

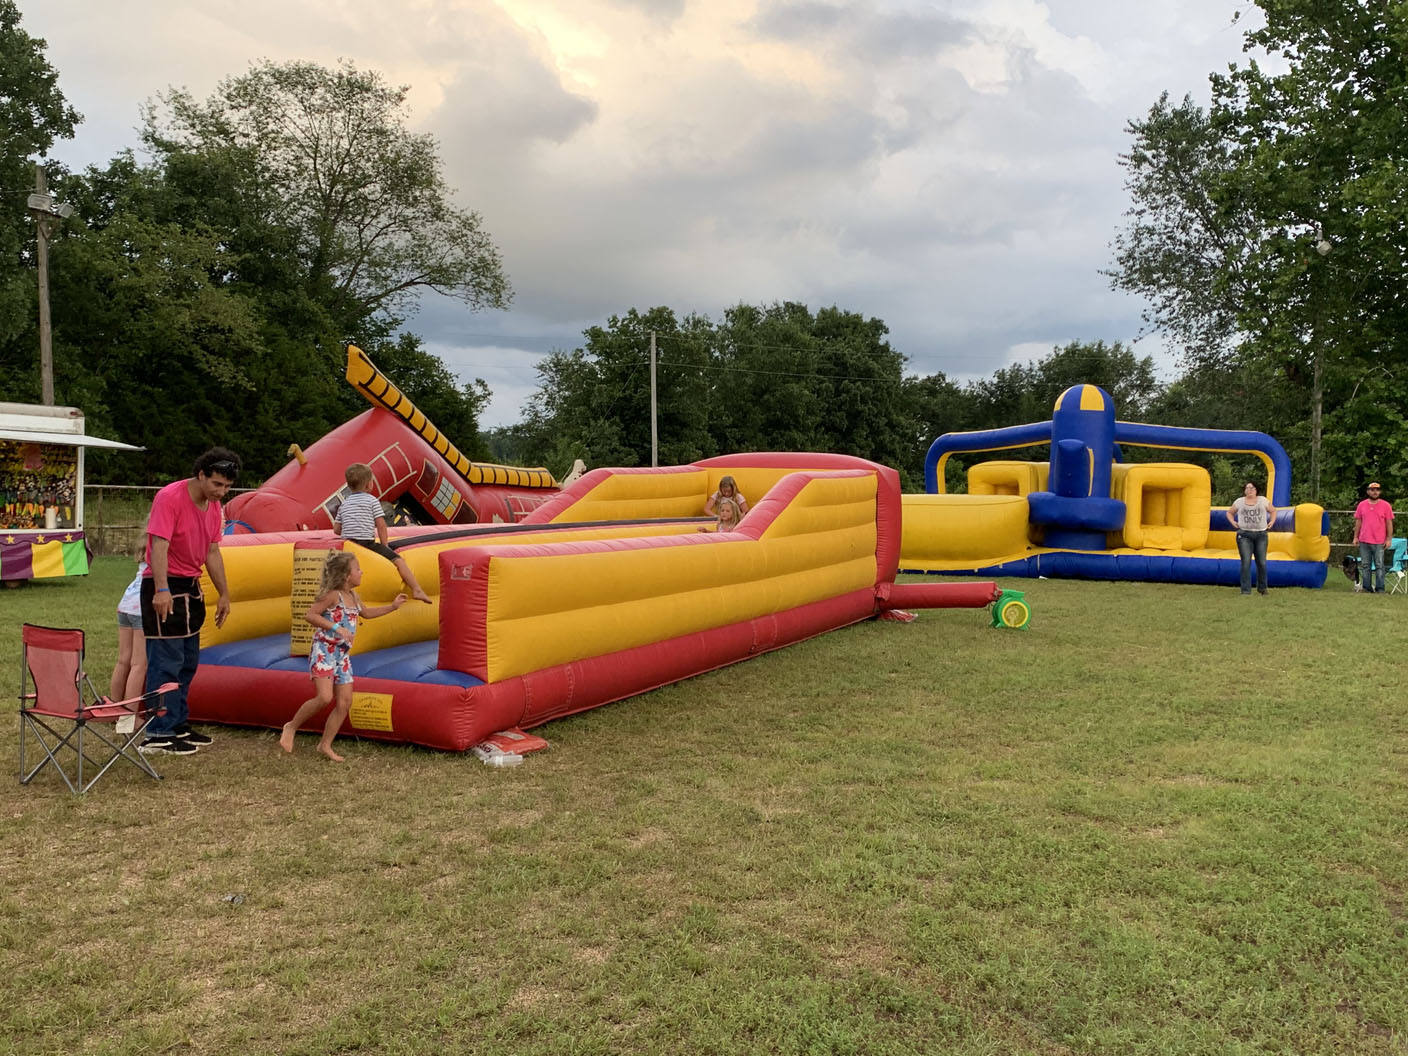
[900,384,1329,587]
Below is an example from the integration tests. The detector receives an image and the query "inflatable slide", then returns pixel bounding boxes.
[190,453,1003,751]
[225,346,559,533]
[900,384,1329,587]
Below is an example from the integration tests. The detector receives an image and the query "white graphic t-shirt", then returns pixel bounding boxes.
[1231,496,1272,532]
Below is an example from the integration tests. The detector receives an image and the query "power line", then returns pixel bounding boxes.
[654,357,907,385]
[432,329,1010,372]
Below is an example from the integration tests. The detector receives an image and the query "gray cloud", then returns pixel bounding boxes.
[602,0,687,20]
[21,0,1255,430]
[751,2,973,61]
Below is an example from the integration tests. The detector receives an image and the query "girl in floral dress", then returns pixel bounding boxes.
[279,552,406,761]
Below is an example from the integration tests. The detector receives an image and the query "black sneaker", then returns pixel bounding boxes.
[175,724,214,746]
[139,736,198,756]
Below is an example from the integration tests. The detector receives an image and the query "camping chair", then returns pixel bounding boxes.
[1388,538,1408,595]
[19,624,177,794]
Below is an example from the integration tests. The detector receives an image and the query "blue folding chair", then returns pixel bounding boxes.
[1387,538,1408,595]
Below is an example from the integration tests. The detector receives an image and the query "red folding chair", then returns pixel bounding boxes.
[19,623,178,794]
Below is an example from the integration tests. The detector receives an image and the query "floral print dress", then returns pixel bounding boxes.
[309,591,360,685]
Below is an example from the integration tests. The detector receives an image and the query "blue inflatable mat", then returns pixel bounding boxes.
[201,634,483,688]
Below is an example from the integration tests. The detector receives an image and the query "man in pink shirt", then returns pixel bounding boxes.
[138,448,239,755]
[1353,481,1394,594]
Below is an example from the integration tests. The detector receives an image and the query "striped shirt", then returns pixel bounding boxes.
[337,490,383,541]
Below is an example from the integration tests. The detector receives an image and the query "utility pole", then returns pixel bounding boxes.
[28,164,74,406]
[33,165,55,405]
[649,330,658,467]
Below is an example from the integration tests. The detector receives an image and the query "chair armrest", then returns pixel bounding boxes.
[96,682,182,712]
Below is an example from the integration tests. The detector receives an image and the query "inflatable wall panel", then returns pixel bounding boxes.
[968,461,1049,497]
[900,494,1030,566]
[1111,463,1211,552]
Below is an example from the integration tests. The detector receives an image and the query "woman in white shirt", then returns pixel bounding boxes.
[1227,482,1276,595]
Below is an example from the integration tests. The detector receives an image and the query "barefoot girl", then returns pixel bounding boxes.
[279,552,406,761]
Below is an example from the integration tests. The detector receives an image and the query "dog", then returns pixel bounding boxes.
[1341,553,1363,592]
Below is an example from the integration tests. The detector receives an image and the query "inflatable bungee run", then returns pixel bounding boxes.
[191,453,1003,751]
[901,384,1330,587]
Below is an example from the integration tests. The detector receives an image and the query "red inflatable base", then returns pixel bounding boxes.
[190,588,881,750]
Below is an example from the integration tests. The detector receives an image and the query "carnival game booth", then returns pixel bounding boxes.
[189,453,1000,751]
[901,384,1329,587]
[0,403,141,583]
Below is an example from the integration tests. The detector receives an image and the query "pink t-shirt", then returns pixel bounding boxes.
[1355,498,1394,546]
[144,479,225,577]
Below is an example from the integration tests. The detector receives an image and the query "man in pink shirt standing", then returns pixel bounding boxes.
[1353,481,1394,594]
[138,448,239,755]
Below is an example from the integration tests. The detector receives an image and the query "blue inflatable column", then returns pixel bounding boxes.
[1026,385,1127,550]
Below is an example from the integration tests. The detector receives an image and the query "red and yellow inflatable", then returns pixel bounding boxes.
[191,453,998,750]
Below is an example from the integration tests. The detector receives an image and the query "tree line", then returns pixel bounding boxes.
[483,307,1166,493]
[3,1,1404,507]
[1,2,507,485]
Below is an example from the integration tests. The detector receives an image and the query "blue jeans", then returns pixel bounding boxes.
[144,635,201,736]
[1237,531,1269,593]
[1359,542,1386,593]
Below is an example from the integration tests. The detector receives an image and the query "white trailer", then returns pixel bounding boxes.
[0,403,140,582]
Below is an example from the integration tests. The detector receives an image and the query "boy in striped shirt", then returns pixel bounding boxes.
[333,463,433,604]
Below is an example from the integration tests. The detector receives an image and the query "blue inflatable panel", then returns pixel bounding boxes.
[358,641,482,687]
[201,634,299,671]
[1028,492,1126,532]
[201,634,483,688]
[1205,508,1330,535]
[901,552,1328,588]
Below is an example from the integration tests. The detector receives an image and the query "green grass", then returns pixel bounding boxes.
[1,559,1405,1055]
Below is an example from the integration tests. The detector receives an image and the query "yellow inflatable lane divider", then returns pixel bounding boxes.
[200,522,704,651]
[901,493,1031,567]
[345,344,556,489]
[549,469,710,523]
[477,473,879,683]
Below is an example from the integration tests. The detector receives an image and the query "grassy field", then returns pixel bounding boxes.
[1,558,1405,1055]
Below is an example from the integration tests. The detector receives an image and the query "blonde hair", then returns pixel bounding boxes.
[345,463,374,490]
[718,475,738,497]
[716,497,741,526]
[319,552,358,595]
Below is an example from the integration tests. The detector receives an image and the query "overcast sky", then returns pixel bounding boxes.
[22,0,1250,428]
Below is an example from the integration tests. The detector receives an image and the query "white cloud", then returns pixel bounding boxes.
[23,0,1254,435]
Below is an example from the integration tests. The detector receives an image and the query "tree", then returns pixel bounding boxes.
[1210,0,1408,499]
[519,303,922,482]
[1109,2,1408,500]
[142,59,511,338]
[1108,93,1253,367]
[520,307,714,474]
[966,341,1160,430]
[900,371,971,490]
[710,302,916,473]
[0,0,80,395]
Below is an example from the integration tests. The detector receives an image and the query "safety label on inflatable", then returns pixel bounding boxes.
[350,691,394,732]
[290,543,341,655]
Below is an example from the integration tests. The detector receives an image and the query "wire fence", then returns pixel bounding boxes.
[84,485,254,557]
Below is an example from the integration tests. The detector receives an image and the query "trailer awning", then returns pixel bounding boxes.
[0,429,142,451]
